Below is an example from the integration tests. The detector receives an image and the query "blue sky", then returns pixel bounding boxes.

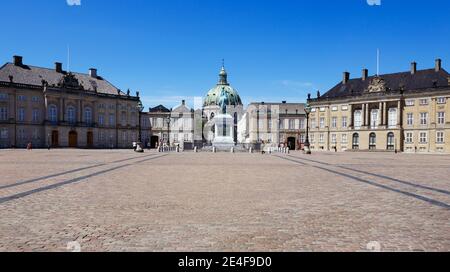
[1,0,449,109]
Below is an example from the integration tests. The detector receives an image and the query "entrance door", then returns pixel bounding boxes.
[287,137,296,150]
[87,132,94,148]
[69,131,78,148]
[387,132,395,150]
[51,130,59,147]
[352,133,359,150]
[150,136,159,148]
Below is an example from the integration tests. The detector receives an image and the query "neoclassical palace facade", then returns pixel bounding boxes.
[308,59,450,153]
[0,56,142,148]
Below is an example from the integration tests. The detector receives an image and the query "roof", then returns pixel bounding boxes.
[149,105,171,113]
[204,66,243,107]
[0,62,124,96]
[319,68,450,100]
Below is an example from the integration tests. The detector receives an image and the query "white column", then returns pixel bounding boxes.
[378,102,383,126]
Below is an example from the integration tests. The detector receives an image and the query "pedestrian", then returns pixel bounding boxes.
[27,142,32,151]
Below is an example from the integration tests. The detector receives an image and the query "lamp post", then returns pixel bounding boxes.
[166,115,171,146]
[135,100,145,153]
[304,102,312,155]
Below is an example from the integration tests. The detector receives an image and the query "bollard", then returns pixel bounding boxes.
[231,147,234,153]
[213,147,216,153]
[176,146,180,153]
[249,147,253,154]
[194,146,198,153]
[287,148,290,154]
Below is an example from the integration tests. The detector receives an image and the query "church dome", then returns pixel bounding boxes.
[204,66,243,107]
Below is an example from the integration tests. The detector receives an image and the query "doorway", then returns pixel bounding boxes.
[69,131,78,148]
[150,136,159,148]
[87,131,94,148]
[287,137,296,150]
[51,130,59,147]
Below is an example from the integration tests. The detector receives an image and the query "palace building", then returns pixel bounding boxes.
[0,56,142,149]
[307,59,450,153]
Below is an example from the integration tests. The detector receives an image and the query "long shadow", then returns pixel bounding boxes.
[288,155,450,196]
[0,154,158,190]
[0,154,168,204]
[275,155,450,210]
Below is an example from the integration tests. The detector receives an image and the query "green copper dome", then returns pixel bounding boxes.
[204,66,243,107]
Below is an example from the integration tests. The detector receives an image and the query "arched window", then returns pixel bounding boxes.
[354,110,362,129]
[369,132,376,150]
[388,108,397,128]
[48,105,57,123]
[210,112,215,120]
[67,106,76,123]
[387,132,395,150]
[84,107,92,125]
[352,133,359,150]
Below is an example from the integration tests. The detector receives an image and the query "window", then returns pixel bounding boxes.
[370,109,379,129]
[18,108,25,122]
[437,97,446,104]
[121,112,127,125]
[319,117,325,129]
[67,106,76,123]
[109,114,115,126]
[122,131,127,141]
[341,105,348,111]
[352,133,359,150]
[0,128,8,139]
[319,133,324,143]
[310,119,316,129]
[311,108,316,112]
[18,128,26,140]
[299,119,305,129]
[99,131,105,142]
[405,100,415,106]
[0,106,8,121]
[420,112,428,125]
[289,119,295,130]
[405,132,413,144]
[342,117,348,128]
[331,134,337,144]
[0,93,8,100]
[331,117,337,128]
[184,133,190,142]
[369,133,376,150]
[436,131,444,144]
[99,114,105,126]
[331,106,338,112]
[130,113,137,126]
[310,134,315,143]
[32,129,39,140]
[407,113,414,126]
[48,105,57,122]
[419,132,427,143]
[354,110,362,129]
[419,99,429,106]
[342,134,348,143]
[319,107,326,112]
[268,120,272,131]
[32,109,39,122]
[17,95,26,101]
[388,108,397,128]
[437,112,445,125]
[387,132,395,150]
[84,108,92,124]
[279,119,284,129]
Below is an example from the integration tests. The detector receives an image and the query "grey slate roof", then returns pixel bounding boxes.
[0,62,124,96]
[321,69,450,100]
[149,105,171,113]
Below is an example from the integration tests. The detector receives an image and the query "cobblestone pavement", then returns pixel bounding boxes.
[0,149,449,252]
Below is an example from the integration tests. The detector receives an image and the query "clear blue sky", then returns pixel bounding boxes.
[1,0,449,109]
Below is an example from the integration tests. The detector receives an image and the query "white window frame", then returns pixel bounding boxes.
[436,131,444,144]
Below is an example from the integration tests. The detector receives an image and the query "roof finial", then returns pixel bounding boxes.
[222,58,225,68]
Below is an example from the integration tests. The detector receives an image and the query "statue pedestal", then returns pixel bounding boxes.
[213,113,235,151]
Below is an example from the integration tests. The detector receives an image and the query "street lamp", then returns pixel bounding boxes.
[135,100,145,153]
[166,115,171,146]
[304,102,312,155]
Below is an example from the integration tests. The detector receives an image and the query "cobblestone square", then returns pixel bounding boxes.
[0,149,449,252]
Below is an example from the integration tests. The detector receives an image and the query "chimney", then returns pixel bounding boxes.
[343,72,350,84]
[89,68,97,78]
[411,62,417,75]
[362,69,368,81]
[182,100,186,105]
[13,55,23,66]
[55,62,63,73]
[282,101,287,104]
[435,59,442,72]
